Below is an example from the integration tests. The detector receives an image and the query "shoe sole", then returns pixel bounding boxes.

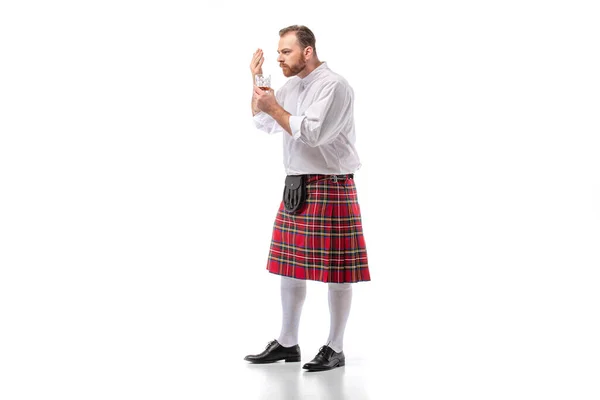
[303,360,345,371]
[245,356,301,364]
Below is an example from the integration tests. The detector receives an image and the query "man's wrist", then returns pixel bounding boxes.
[264,102,281,118]
[271,106,287,119]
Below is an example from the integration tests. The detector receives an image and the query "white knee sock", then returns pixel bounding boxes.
[326,283,353,353]
[277,276,307,347]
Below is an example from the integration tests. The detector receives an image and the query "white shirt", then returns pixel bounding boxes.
[253,62,361,175]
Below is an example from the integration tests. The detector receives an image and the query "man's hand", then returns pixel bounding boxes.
[250,49,265,116]
[250,48,264,78]
[253,85,278,114]
[253,86,293,135]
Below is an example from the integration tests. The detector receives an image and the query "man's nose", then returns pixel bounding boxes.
[277,55,284,62]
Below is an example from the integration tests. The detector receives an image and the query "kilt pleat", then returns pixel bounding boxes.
[267,175,371,283]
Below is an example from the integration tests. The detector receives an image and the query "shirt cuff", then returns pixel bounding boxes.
[289,115,305,140]
[253,111,271,129]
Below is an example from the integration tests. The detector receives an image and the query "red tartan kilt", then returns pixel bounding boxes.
[267,175,370,283]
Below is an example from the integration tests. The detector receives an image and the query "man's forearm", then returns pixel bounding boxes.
[267,105,293,136]
[251,96,259,116]
[251,74,261,116]
[251,81,259,116]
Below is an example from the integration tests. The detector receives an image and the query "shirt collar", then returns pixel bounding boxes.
[300,62,328,85]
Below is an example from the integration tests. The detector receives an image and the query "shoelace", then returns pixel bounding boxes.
[266,340,277,350]
[317,345,330,357]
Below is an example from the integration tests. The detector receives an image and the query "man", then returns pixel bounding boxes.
[244,25,370,372]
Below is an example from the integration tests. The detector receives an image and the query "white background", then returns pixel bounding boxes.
[1,0,599,399]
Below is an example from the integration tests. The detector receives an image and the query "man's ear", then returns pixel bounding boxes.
[304,46,314,59]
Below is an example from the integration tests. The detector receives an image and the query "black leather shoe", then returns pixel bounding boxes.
[244,340,301,363]
[302,345,345,371]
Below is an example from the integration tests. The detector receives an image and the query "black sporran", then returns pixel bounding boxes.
[282,175,307,214]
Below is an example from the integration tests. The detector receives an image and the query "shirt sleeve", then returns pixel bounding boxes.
[253,111,285,134]
[289,81,351,147]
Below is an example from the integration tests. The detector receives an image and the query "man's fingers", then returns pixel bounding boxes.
[251,55,264,69]
[254,86,271,100]
[251,49,264,72]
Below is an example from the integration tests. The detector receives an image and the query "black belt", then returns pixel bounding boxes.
[301,173,354,184]
[331,174,354,179]
[297,174,353,184]
[303,173,354,179]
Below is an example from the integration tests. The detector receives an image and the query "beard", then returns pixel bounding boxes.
[281,56,307,77]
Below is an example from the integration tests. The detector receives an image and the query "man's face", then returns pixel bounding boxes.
[277,33,307,77]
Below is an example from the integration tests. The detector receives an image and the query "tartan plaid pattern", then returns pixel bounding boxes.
[267,175,371,283]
